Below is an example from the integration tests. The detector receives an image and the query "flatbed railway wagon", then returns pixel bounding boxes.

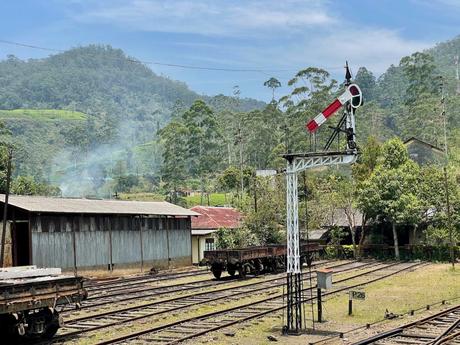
[204,243,320,279]
[0,266,87,340]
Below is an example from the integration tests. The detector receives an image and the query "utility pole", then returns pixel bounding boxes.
[439,78,454,268]
[443,167,455,268]
[439,77,448,156]
[233,85,244,204]
[1,147,13,268]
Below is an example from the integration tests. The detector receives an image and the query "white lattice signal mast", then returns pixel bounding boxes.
[283,63,362,333]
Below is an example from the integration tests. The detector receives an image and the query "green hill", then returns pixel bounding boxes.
[0,109,87,121]
[0,45,264,186]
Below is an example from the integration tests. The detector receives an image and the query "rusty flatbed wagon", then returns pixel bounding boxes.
[204,243,320,279]
[0,266,87,340]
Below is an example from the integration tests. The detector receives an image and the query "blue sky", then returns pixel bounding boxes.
[0,0,459,101]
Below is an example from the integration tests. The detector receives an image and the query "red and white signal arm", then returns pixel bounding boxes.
[306,84,362,132]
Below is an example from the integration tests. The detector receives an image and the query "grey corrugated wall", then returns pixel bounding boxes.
[31,215,191,269]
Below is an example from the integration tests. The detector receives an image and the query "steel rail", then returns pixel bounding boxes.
[63,260,337,312]
[90,261,424,345]
[50,261,366,343]
[84,268,210,291]
[67,261,365,321]
[86,259,330,297]
[352,304,460,345]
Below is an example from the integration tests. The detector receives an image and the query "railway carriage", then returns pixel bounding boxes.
[204,243,320,279]
[0,266,87,340]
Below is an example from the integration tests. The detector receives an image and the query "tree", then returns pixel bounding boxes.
[215,227,255,249]
[399,52,438,104]
[354,67,376,101]
[241,175,286,245]
[358,138,420,259]
[263,77,281,101]
[280,67,337,152]
[182,100,222,179]
[11,175,60,196]
[158,120,188,203]
[337,178,360,258]
[353,137,382,255]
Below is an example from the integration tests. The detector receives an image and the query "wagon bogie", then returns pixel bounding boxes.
[204,243,319,279]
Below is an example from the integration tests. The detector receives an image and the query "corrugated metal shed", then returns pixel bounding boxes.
[0,194,199,216]
[190,206,242,230]
[309,229,330,241]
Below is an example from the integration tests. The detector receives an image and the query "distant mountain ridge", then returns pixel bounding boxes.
[0,45,264,120]
[0,45,265,183]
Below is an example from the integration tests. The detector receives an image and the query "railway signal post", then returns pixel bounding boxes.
[283,62,362,334]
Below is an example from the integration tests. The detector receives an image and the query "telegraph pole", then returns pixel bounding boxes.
[443,167,455,268]
[0,147,13,267]
[439,78,454,268]
[439,77,448,156]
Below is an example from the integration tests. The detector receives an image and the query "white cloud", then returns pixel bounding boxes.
[265,28,433,76]
[72,0,335,37]
[64,0,435,81]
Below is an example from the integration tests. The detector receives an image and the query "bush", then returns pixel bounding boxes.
[215,227,256,249]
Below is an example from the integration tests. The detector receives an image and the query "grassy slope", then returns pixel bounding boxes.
[119,192,231,207]
[209,263,459,345]
[184,193,228,207]
[0,109,87,121]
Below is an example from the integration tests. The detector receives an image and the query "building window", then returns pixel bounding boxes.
[205,238,215,251]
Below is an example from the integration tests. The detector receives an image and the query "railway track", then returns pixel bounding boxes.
[83,268,210,293]
[63,260,333,313]
[42,261,422,345]
[87,261,424,345]
[58,261,360,329]
[352,304,460,345]
[44,261,369,343]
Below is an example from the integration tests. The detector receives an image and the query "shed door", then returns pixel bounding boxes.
[13,222,31,266]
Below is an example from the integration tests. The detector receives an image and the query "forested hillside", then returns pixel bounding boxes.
[0,45,264,195]
[0,36,460,199]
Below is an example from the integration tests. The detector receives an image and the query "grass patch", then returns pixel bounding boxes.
[118,192,165,201]
[209,263,459,345]
[0,108,87,121]
[185,193,229,207]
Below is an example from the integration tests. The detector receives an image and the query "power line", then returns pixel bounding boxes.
[0,38,295,73]
[0,38,343,74]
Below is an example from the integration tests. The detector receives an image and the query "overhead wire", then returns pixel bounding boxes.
[0,38,344,75]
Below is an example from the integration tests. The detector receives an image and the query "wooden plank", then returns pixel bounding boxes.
[0,267,61,280]
[0,265,37,272]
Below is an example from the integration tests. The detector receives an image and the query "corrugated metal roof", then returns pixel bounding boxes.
[191,229,216,236]
[190,206,242,230]
[0,194,199,216]
[309,229,330,240]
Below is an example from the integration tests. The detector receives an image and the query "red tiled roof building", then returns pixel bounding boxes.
[190,206,242,264]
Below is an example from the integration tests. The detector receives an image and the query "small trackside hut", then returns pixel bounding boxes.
[0,195,199,270]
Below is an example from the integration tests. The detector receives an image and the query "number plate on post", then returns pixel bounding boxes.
[350,291,365,300]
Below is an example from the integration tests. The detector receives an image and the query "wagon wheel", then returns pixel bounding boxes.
[211,263,223,280]
[254,260,264,276]
[227,264,236,277]
[42,309,61,339]
[238,264,248,278]
[211,267,222,279]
